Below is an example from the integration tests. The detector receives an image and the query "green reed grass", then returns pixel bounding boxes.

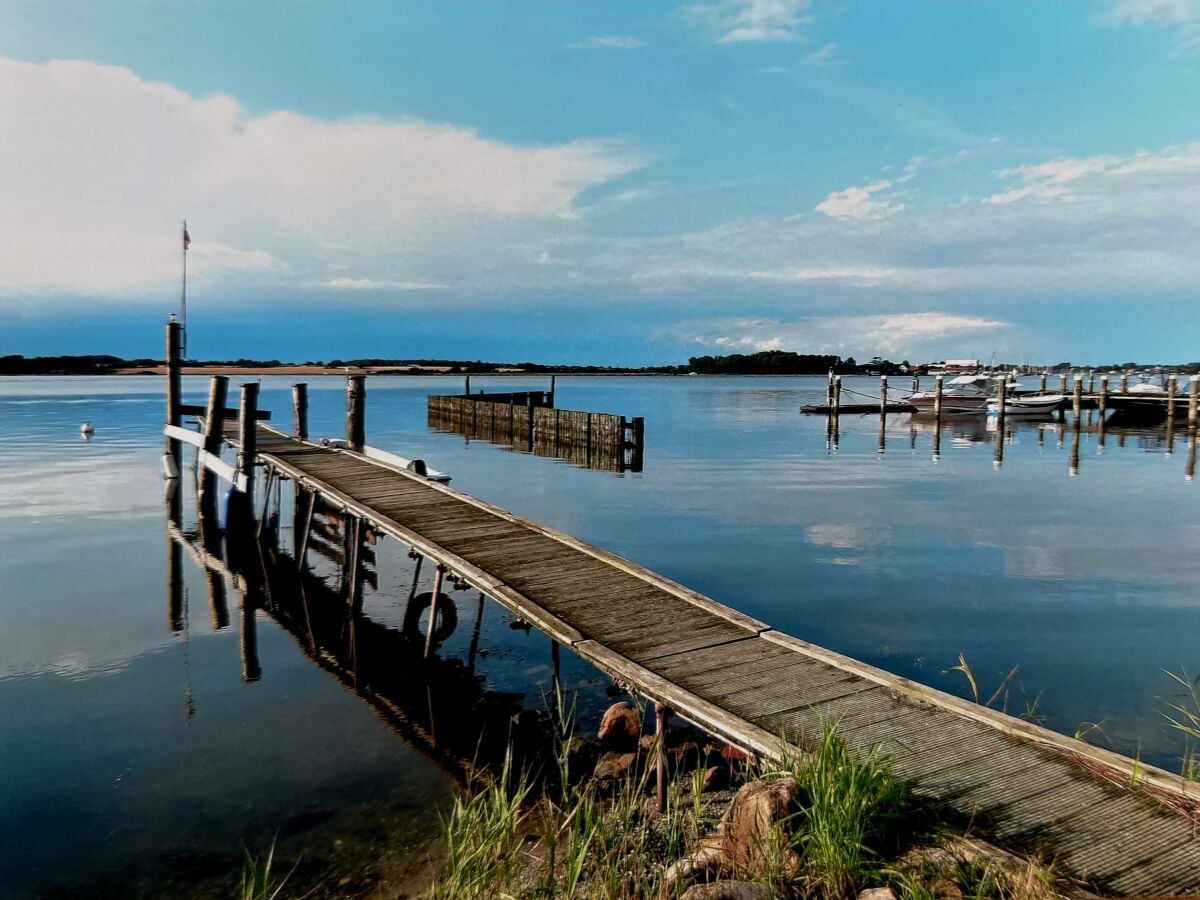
[792,727,907,899]
[239,839,293,900]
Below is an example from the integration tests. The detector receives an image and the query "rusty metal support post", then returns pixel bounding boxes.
[656,702,671,814]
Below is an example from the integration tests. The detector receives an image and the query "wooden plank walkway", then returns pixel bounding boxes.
[229,425,1200,894]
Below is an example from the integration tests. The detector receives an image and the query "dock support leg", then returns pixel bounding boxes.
[198,375,228,520]
[296,490,317,570]
[656,703,671,814]
[425,564,447,658]
[467,592,486,673]
[551,640,562,696]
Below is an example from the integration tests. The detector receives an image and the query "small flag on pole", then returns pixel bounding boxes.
[182,222,191,250]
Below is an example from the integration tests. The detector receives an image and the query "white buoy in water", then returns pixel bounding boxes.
[80,422,95,435]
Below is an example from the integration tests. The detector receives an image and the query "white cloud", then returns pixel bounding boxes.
[686,312,1007,358]
[804,42,839,64]
[0,55,644,298]
[686,0,811,44]
[815,180,904,219]
[1110,0,1200,48]
[567,35,646,49]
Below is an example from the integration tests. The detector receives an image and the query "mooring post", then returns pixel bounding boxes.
[1087,371,1096,394]
[826,369,834,406]
[1098,375,1109,417]
[1120,372,1129,395]
[1189,375,1199,430]
[631,416,645,472]
[1072,376,1083,417]
[1039,372,1047,393]
[346,374,366,451]
[549,375,556,407]
[656,702,671,814]
[1168,375,1178,421]
[933,375,944,420]
[165,317,183,474]
[996,376,1008,432]
[1059,373,1068,395]
[237,382,259,500]
[198,375,229,516]
[292,383,308,440]
[911,373,919,394]
[424,564,447,658]
[464,374,471,397]
[879,374,888,419]
[832,375,842,417]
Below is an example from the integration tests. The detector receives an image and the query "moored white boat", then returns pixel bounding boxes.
[905,374,993,413]
[986,393,1066,417]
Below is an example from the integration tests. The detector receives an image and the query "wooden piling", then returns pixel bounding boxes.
[1059,373,1068,395]
[1039,372,1047,393]
[1087,371,1096,394]
[933,375,943,420]
[464,374,471,397]
[549,375,556,407]
[996,377,1008,431]
[292,383,308,440]
[347,374,366,451]
[827,369,835,406]
[1072,376,1083,417]
[165,318,183,472]
[1098,374,1109,414]
[656,703,671,814]
[879,375,888,419]
[199,375,229,513]
[911,374,919,393]
[1120,372,1129,395]
[425,564,447,658]
[237,382,259,499]
[1168,375,1178,420]
[1189,376,1199,429]
[832,375,842,418]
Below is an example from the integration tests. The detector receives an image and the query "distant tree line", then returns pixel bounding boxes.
[5,350,1197,376]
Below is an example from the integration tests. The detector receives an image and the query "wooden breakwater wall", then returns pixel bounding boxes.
[428,394,644,473]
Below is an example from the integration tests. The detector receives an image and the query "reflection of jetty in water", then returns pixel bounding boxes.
[165,482,559,787]
[825,410,1198,480]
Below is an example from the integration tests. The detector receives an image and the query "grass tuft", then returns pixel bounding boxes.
[794,726,907,899]
[240,838,294,900]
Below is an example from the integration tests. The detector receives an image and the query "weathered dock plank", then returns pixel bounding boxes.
[220,423,1200,894]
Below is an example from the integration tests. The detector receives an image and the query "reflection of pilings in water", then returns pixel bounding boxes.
[262,549,520,785]
[167,480,184,633]
[197,493,230,629]
[993,422,1004,469]
[1166,415,1176,457]
[467,592,485,674]
[877,417,886,455]
[1069,421,1081,477]
[932,420,942,462]
[1187,430,1197,482]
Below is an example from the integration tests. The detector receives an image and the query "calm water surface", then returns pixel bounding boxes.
[2,374,1198,896]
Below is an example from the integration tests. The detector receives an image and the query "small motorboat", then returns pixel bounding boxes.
[905,375,993,413]
[986,393,1066,417]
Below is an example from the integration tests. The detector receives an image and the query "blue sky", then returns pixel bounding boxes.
[3,0,1200,365]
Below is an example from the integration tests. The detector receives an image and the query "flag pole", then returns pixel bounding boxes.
[181,220,189,359]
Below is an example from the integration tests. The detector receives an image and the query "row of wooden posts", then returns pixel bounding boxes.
[824,370,1200,425]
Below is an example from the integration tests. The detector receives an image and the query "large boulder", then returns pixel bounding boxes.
[713,777,802,874]
[598,701,642,752]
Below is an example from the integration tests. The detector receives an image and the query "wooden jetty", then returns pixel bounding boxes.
[428,382,645,473]
[160,324,1200,895]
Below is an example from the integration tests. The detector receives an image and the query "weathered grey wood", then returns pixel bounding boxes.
[347,374,366,451]
[211,421,1200,895]
[238,382,259,498]
[293,383,308,440]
